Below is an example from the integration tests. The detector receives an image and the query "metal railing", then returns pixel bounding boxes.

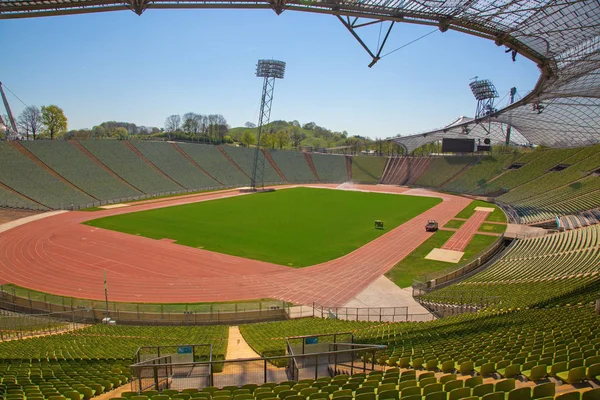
[0,309,84,341]
[285,304,435,322]
[0,287,287,325]
[130,343,386,391]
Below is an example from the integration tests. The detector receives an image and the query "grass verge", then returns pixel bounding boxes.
[385,232,499,288]
[455,200,507,223]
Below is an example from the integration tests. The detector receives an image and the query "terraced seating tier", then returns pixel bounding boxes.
[80,140,182,195]
[444,154,521,194]
[414,157,478,188]
[498,144,600,204]
[22,141,141,202]
[351,156,388,183]
[472,148,582,196]
[177,143,249,187]
[310,154,348,183]
[221,146,282,184]
[0,184,43,209]
[421,225,600,308]
[0,143,94,209]
[131,141,221,190]
[268,150,316,183]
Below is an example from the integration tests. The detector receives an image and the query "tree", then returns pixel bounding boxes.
[290,127,306,148]
[164,115,181,133]
[41,105,68,140]
[261,133,276,149]
[274,130,290,149]
[240,130,256,147]
[18,106,43,140]
[244,122,256,128]
[302,121,316,130]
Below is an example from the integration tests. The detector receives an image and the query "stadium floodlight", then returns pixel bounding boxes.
[469,78,499,119]
[255,60,286,79]
[469,79,499,100]
[250,60,286,191]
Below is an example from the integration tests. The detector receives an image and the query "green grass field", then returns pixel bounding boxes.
[85,187,441,267]
[455,200,507,223]
[385,232,499,288]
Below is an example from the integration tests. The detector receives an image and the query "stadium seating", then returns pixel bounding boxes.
[421,225,600,308]
[21,141,141,202]
[81,140,182,195]
[0,143,94,209]
[471,148,582,196]
[177,143,248,187]
[221,146,282,184]
[444,154,521,194]
[414,157,479,188]
[131,141,221,190]
[498,144,600,204]
[351,157,387,184]
[511,176,600,224]
[268,150,316,183]
[0,185,42,209]
[309,154,347,183]
[380,158,433,186]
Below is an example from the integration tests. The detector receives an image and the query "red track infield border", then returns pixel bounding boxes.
[0,184,471,307]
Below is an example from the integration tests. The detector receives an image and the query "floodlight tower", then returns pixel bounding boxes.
[0,82,19,139]
[469,78,499,119]
[250,59,286,191]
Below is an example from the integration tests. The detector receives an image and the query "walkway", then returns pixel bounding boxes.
[226,327,260,360]
[442,210,491,252]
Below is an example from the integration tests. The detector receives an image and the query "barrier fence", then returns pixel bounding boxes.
[0,309,83,341]
[130,337,386,391]
[286,304,435,322]
[0,286,287,326]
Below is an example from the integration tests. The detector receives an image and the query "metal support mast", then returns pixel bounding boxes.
[0,82,19,138]
[250,60,286,191]
[505,87,517,145]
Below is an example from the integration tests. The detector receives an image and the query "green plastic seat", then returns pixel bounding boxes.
[448,388,470,400]
[557,366,587,384]
[523,365,547,382]
[472,385,494,398]
[308,394,328,400]
[379,390,400,400]
[531,382,554,399]
[582,389,600,400]
[423,385,443,397]
[443,381,462,393]
[151,396,170,400]
[162,390,179,397]
[424,392,446,400]
[439,376,456,385]
[354,393,375,400]
[495,379,516,393]
[419,378,437,388]
[277,390,296,400]
[255,392,274,400]
[506,387,531,400]
[555,392,581,400]
[587,363,600,379]
[356,387,375,395]
[332,390,352,399]
[402,395,422,400]
[401,387,422,398]
[234,395,253,400]
[464,377,482,389]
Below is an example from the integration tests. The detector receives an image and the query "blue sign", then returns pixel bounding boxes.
[305,337,318,345]
[177,346,193,354]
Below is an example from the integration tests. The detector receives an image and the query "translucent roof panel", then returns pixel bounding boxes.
[1,0,599,149]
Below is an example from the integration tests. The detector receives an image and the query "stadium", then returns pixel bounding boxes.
[1,2,600,400]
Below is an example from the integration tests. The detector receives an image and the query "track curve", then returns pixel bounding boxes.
[0,184,471,306]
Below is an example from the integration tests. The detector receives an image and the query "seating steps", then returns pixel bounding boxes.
[124,141,185,190]
[304,153,320,182]
[170,143,224,186]
[262,149,288,182]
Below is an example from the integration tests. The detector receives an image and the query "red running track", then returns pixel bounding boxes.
[0,184,471,307]
[442,210,490,252]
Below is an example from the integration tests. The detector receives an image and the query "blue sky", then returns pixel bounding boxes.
[0,9,540,138]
